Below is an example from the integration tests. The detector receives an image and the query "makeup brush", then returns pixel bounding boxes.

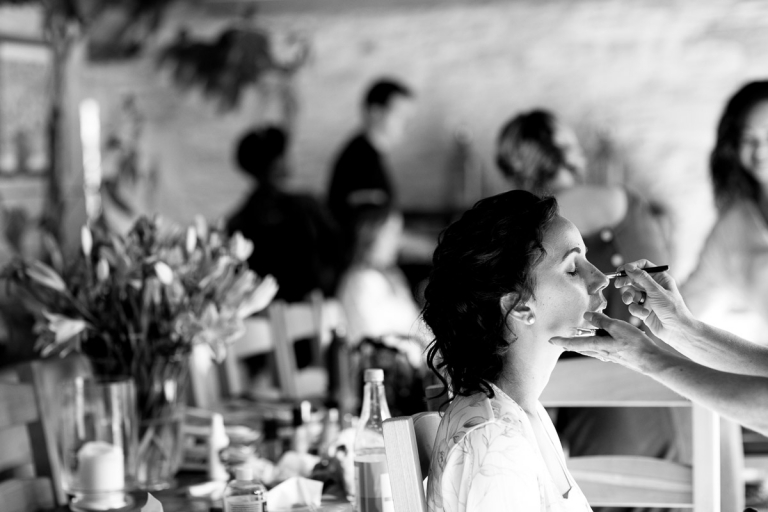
[604,265,668,280]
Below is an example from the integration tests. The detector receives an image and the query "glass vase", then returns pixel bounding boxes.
[58,377,138,512]
[134,358,189,491]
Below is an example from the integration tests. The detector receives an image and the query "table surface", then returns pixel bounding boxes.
[51,474,353,512]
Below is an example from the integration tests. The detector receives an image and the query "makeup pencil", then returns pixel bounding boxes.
[604,265,669,280]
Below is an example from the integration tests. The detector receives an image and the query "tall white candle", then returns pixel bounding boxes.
[77,441,124,493]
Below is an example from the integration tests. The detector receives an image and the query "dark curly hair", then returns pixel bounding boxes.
[496,109,567,193]
[422,190,559,401]
[711,81,768,210]
[235,126,287,182]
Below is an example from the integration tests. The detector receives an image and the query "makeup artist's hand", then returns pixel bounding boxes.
[549,312,664,375]
[613,259,695,342]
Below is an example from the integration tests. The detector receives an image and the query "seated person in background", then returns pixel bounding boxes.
[336,204,428,349]
[227,126,344,303]
[336,204,430,416]
[424,190,602,511]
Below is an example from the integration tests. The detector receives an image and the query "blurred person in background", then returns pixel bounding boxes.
[336,204,428,348]
[496,109,676,512]
[677,82,768,510]
[496,109,671,322]
[336,204,430,416]
[227,125,343,303]
[327,78,414,236]
[682,81,768,346]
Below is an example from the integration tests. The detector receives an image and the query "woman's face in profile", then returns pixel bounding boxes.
[530,215,608,337]
[553,122,587,180]
[740,100,768,189]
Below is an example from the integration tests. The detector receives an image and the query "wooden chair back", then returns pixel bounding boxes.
[223,292,346,401]
[540,357,720,511]
[0,354,93,511]
[382,412,439,512]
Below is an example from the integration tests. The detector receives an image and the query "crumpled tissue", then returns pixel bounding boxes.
[141,493,163,512]
[267,476,323,510]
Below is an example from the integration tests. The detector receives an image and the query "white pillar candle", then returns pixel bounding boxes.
[77,441,125,493]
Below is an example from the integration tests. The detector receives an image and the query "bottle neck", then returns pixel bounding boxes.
[360,381,391,423]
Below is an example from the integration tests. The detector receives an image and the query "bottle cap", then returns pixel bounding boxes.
[235,465,253,481]
[364,368,384,382]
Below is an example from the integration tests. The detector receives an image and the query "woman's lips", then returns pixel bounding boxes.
[589,300,607,313]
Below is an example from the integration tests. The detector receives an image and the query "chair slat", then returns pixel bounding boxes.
[0,477,55,512]
[569,455,693,506]
[231,318,273,358]
[283,302,318,344]
[412,412,440,478]
[0,383,38,429]
[692,403,720,512]
[0,426,33,474]
[540,358,689,407]
[383,417,427,512]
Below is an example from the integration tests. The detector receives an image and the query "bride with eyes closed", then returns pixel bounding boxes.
[422,189,607,511]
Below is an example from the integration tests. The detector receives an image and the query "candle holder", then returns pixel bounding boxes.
[58,377,138,512]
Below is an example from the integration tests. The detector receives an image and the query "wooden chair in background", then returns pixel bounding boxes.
[382,412,440,512]
[0,354,93,512]
[223,291,346,402]
[540,357,721,511]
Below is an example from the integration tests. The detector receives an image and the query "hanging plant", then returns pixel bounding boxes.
[156,23,309,111]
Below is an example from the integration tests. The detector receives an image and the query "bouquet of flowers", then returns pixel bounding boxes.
[3,215,277,376]
[4,214,277,408]
[3,215,278,487]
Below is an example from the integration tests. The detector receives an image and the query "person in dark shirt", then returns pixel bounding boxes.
[227,126,343,303]
[327,78,415,231]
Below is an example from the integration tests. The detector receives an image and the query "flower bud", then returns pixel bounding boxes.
[230,232,254,261]
[186,226,197,254]
[96,259,110,282]
[81,226,93,257]
[154,261,174,285]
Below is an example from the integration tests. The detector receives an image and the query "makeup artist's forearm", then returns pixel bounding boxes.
[664,318,768,377]
[644,351,768,435]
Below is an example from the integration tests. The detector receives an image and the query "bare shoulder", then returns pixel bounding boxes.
[557,185,628,234]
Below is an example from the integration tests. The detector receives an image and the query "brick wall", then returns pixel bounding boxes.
[80,0,768,276]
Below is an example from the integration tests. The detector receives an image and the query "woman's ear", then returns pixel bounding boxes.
[500,292,536,325]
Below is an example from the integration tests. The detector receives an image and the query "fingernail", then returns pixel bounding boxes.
[625,263,638,272]
[583,311,594,320]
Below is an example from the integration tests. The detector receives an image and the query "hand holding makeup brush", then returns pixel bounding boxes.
[613,259,695,342]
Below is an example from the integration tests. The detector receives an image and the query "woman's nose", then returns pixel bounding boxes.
[588,265,610,293]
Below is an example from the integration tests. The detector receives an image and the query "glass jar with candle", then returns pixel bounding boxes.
[58,377,138,512]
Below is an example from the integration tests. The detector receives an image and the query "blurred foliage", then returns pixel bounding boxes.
[157,25,309,111]
[0,0,173,28]
[1,0,176,60]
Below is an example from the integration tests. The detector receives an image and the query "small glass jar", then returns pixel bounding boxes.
[58,377,138,511]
